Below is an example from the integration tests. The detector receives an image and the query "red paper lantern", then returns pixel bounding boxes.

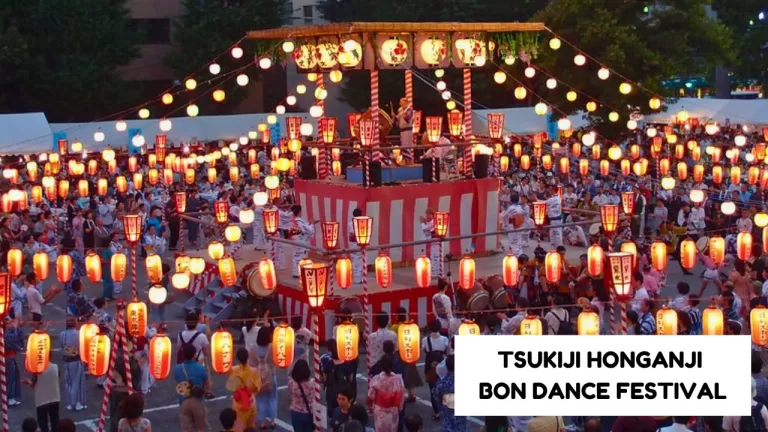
[458,256,475,290]
[544,251,561,283]
[738,232,753,261]
[272,323,295,368]
[414,256,431,288]
[335,258,352,289]
[375,255,392,288]
[211,330,234,374]
[587,245,604,277]
[149,334,172,380]
[651,240,667,272]
[502,254,518,286]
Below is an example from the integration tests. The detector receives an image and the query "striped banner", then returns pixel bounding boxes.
[463,69,473,178]
[404,70,414,162]
[371,70,380,162]
[317,74,328,179]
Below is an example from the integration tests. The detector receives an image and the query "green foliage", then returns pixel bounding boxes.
[0,0,143,121]
[532,0,734,138]
[167,0,290,115]
[711,0,768,88]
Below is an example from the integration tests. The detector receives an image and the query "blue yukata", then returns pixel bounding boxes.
[60,327,87,408]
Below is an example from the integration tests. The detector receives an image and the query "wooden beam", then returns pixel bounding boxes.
[246,22,546,40]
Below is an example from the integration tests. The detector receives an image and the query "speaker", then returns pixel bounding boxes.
[474,154,490,179]
[299,155,317,180]
[422,157,441,183]
[362,161,382,187]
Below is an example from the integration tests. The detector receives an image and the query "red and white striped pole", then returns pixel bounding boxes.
[0,323,7,432]
[131,247,137,300]
[117,309,134,394]
[97,311,123,432]
[609,293,616,335]
[361,250,370,373]
[463,69,473,178]
[312,313,321,431]
[317,74,328,180]
[371,70,380,163]
[404,70,414,163]
[620,302,628,335]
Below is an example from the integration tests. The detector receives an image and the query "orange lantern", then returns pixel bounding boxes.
[208,241,225,260]
[321,222,340,250]
[659,158,670,175]
[272,323,296,368]
[263,209,278,235]
[335,258,352,289]
[126,301,148,338]
[541,154,553,170]
[415,256,432,288]
[680,239,697,270]
[620,159,630,176]
[219,257,237,287]
[693,164,704,183]
[145,254,163,284]
[592,144,601,160]
[207,167,217,184]
[300,263,329,310]
[0,194,10,213]
[513,143,522,158]
[352,216,373,246]
[250,163,261,178]
[532,201,547,227]
[424,116,443,143]
[520,154,530,170]
[708,236,725,265]
[607,252,633,300]
[336,321,359,361]
[54,254,73,283]
[94,178,106,197]
[434,212,449,238]
[558,157,569,174]
[632,161,646,176]
[629,144,640,159]
[397,322,420,364]
[731,166,742,185]
[30,186,42,205]
[87,160,98,176]
[112,175,126,194]
[599,205,620,235]
[520,315,543,336]
[58,179,70,198]
[76,179,88,198]
[702,305,723,336]
[87,333,110,376]
[33,252,49,281]
[738,232,753,261]
[587,245,604,277]
[375,255,392,288]
[211,330,234,374]
[149,334,172,380]
[25,330,51,374]
[85,252,102,283]
[571,142,582,158]
[544,251,561,283]
[499,155,509,172]
[656,306,678,335]
[331,161,342,176]
[447,111,463,137]
[712,165,723,184]
[214,200,229,224]
[752,305,768,346]
[677,162,688,180]
[502,254,519,286]
[599,160,609,176]
[148,169,159,185]
[258,258,277,292]
[0,273,8,320]
[620,191,635,215]
[163,168,174,186]
[650,240,667,272]
[123,214,142,244]
[229,166,239,183]
[579,159,589,176]
[108,250,127,282]
[577,310,600,335]
[458,256,475,290]
[79,323,99,363]
[7,248,22,277]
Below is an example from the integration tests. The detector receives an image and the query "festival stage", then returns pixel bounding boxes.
[294,177,501,264]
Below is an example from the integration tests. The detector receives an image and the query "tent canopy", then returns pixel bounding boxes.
[0,113,54,156]
[472,108,588,136]
[645,98,768,125]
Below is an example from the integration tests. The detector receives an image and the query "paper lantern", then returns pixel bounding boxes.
[211,330,234,374]
[148,334,172,380]
[33,252,49,281]
[6,248,21,277]
[321,222,340,250]
[172,273,190,290]
[458,256,475,290]
[255,258,277,292]
[301,263,329,309]
[380,37,409,66]
[520,316,543,336]
[447,111,463,137]
[148,285,167,304]
[57,179,70,198]
[87,333,110,376]
[650,241,667,272]
[737,232,753,261]
[272,323,295,368]
[702,305,723,336]
[263,209,278,235]
[502,254,519,286]
[79,323,99,363]
[620,241,638,269]
[600,205,620,235]
[532,201,547,227]
[143,254,162,284]
[415,256,432,288]
[335,258,352,289]
[187,258,205,275]
[108,252,126,282]
[397,322,420,364]
[705,236,724,265]
[620,191,635,215]
[219,257,237,287]
[336,321,359,361]
[83,252,102,283]
[752,305,768,346]
[607,252,633,300]
[126,301,148,338]
[433,211,450,238]
[30,186,42,205]
[458,320,481,336]
[424,116,442,144]
[25,330,51,374]
[352,216,373,247]
[678,239,696,270]
[0,273,8,320]
[712,165,723,184]
[208,241,225,260]
[224,225,241,243]
[756,213,768,229]
[578,310,600,335]
[375,255,392,288]
[520,154,530,170]
[53,255,73,284]
[587,245,604,277]
[544,251,561,283]
[541,155,553,170]
[213,200,229,224]
[656,306,678,335]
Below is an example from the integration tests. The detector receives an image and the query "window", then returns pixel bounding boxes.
[129,19,172,44]
[303,5,313,23]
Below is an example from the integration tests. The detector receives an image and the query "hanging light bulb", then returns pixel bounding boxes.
[309,105,324,118]
[446,100,456,110]
[493,71,506,84]
[115,120,127,132]
[161,93,174,105]
[185,79,197,90]
[286,96,297,106]
[296,84,307,94]
[436,81,447,91]
[524,67,535,78]
[231,46,244,59]
[159,119,172,132]
[93,130,105,142]
[503,55,515,65]
[597,68,610,80]
[282,40,295,53]
[608,111,619,122]
[138,108,150,119]
[434,69,444,78]
[209,63,221,75]
[627,120,638,130]
[314,87,328,100]
[236,74,249,86]
[534,103,548,116]
[186,104,199,117]
[549,38,561,50]
[276,105,286,114]
[441,91,451,100]
[546,78,557,89]
[258,57,272,69]
[574,54,586,66]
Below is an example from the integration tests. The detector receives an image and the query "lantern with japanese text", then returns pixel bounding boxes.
[149,334,172,380]
[107,252,126,283]
[272,323,295,368]
[425,116,442,143]
[7,248,21,277]
[79,323,99,363]
[607,252,633,300]
[145,254,163,284]
[335,258,352,289]
[587,245,604,277]
[656,306,678,335]
[434,212,449,238]
[214,201,229,224]
[415,256,432,288]
[263,209,278,235]
[708,236,725,265]
[336,321,359,361]
[712,165,723,184]
[375,255,392,288]
[174,192,187,213]
[255,258,277,292]
[219,257,237,287]
[30,185,42,204]
[122,215,142,246]
[680,239,696,270]
[577,310,600,335]
[737,232,753,261]
[301,263,329,309]
[320,117,338,144]
[25,330,51,374]
[753,305,768,346]
[397,322,420,364]
[353,216,373,247]
[620,241,638,269]
[55,254,73,283]
[502,254,519,286]
[458,256,475,290]
[520,316,543,336]
[32,251,49,281]
[126,301,148,338]
[321,222,340,250]
[0,273,8,319]
[532,201,547,227]
[0,194,11,213]
[650,240,667,272]
[87,333,110,376]
[621,191,635,215]
[544,251,561,283]
[702,305,724,336]
[58,179,70,198]
[447,111,463,137]
[211,330,234,374]
[600,205,620,235]
[77,179,88,198]
[458,320,481,336]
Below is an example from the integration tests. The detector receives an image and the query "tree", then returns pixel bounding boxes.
[711,0,768,92]
[531,0,734,138]
[166,0,290,115]
[0,0,143,122]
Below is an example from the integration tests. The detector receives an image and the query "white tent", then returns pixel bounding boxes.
[472,108,589,135]
[644,98,768,125]
[0,113,54,155]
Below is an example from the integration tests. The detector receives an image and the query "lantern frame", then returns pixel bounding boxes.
[174,192,187,213]
[607,252,633,300]
[214,200,229,224]
[532,201,547,227]
[433,212,449,238]
[123,215,143,244]
[301,263,330,310]
[600,205,620,235]
[352,216,373,247]
[263,208,279,235]
[321,221,340,250]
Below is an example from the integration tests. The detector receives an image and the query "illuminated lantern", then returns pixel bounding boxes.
[749,167,760,186]
[148,334,172,380]
[79,323,99,363]
[633,161,646,176]
[33,252,49,281]
[336,321,359,361]
[84,252,102,283]
[188,258,205,275]
[502,254,519,286]
[620,241,638,269]
[704,236,724,265]
[650,241,667,272]
[224,225,241,243]
[620,159,630,176]
[532,201,547,227]
[263,209,278,235]
[447,111,463,137]
[58,179,70,198]
[397,322,420,364]
[211,330,234,374]
[55,254,73,284]
[541,155,553,170]
[520,315,543,336]
[434,212,449,238]
[679,239,696,270]
[272,323,295,368]
[599,205,620,235]
[620,191,635,215]
[498,155,509,172]
[520,154,530,170]
[121,215,142,246]
[577,310,600,335]
[731,166,742,186]
[659,158,670,176]
[738,232,753,261]
[214,201,229,224]
[142,254,161,284]
[752,305,768,346]
[756,213,768,230]
[25,330,51,374]
[149,286,168,304]
[458,256,475,290]
[30,186,43,204]
[76,179,88,198]
[352,216,373,246]
[7,248,22,277]
[250,164,261,178]
[458,320,481,336]
[721,201,736,216]
[2,194,13,213]
[599,160,609,176]
[106,252,127,283]
[207,167,217,184]
[712,165,723,184]
[690,164,704,183]
[702,305,723,336]
[335,258,352,289]
[126,301,148,338]
[301,263,329,309]
[87,333,110,376]
[544,251,561,283]
[375,255,392,288]
[587,245,604,277]
[593,145,601,160]
[414,256,432,288]
[607,252,633,300]
[219,257,237,286]
[331,161,342,176]
[321,222,340,250]
[579,159,589,176]
[654,306,677,335]
[559,157,570,174]
[228,166,239,183]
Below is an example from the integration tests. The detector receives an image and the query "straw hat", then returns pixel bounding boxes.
[696,236,709,253]
[527,416,565,432]
[589,223,600,236]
